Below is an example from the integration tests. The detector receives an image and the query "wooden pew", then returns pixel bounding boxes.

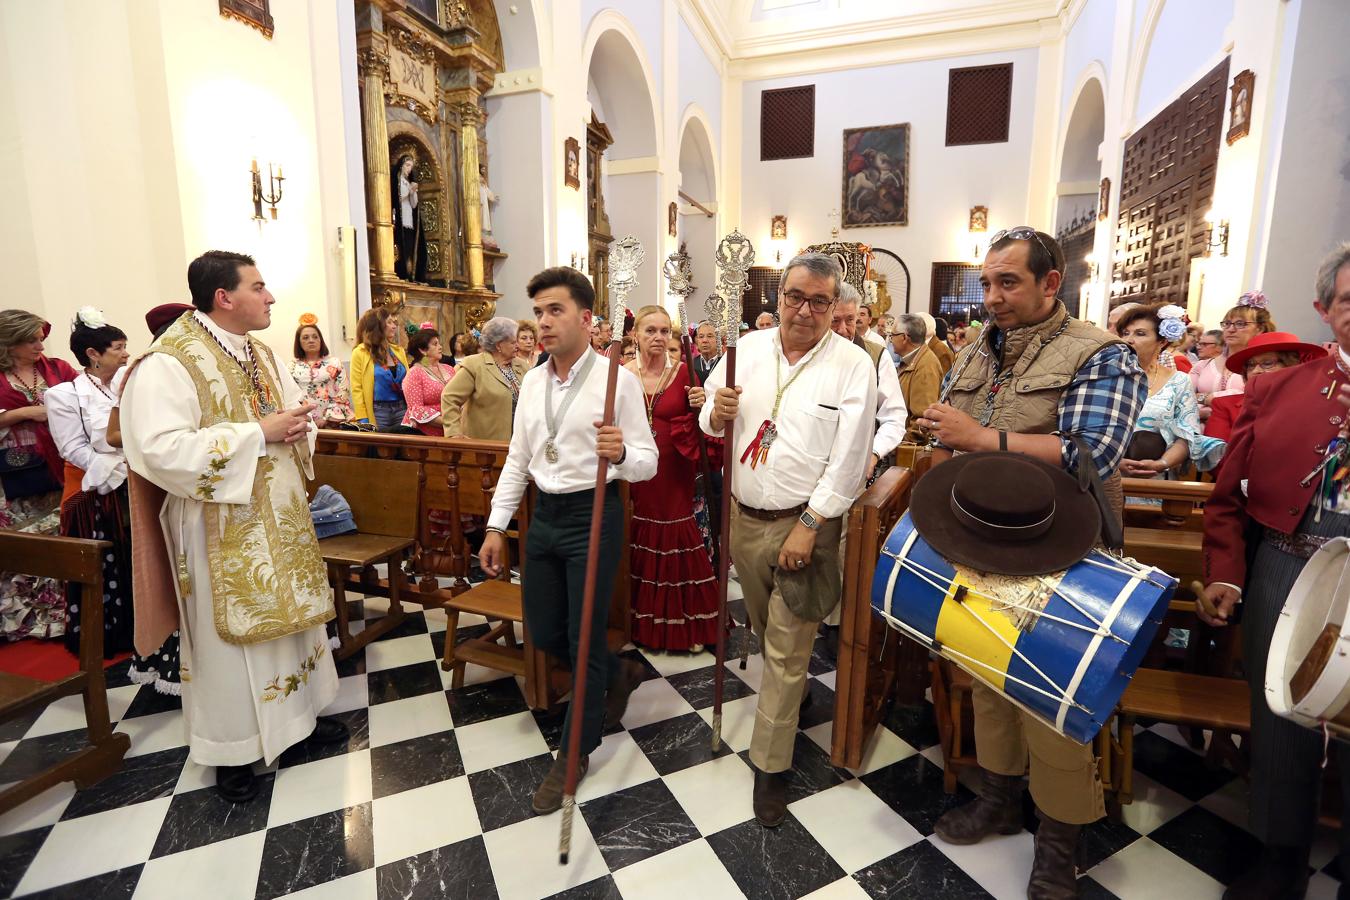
[0,532,130,813]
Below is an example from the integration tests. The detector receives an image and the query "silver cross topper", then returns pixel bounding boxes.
[714,230,755,348]
[607,236,646,337]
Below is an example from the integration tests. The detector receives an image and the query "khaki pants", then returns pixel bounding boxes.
[731,505,837,773]
[972,680,1105,824]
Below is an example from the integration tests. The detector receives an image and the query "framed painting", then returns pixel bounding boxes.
[1226,69,1255,145]
[842,123,909,228]
[1098,177,1110,221]
[668,202,678,237]
[218,0,273,38]
[564,137,581,190]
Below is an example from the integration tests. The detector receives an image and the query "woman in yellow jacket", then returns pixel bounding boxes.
[349,307,410,430]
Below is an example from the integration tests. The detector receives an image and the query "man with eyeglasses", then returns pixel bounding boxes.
[701,252,875,828]
[915,227,1145,897]
[891,313,942,442]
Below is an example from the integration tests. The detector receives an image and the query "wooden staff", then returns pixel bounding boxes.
[559,237,644,865]
[710,230,754,750]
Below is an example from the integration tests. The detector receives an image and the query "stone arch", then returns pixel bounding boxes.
[1126,0,1235,126]
[677,106,719,316]
[1054,70,1107,319]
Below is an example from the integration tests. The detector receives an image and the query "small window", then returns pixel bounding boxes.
[760,85,815,161]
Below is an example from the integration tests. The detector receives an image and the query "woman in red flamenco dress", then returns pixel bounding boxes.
[625,305,720,651]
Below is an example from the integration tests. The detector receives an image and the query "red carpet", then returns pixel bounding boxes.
[0,637,130,682]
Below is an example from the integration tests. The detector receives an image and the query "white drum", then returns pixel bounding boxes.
[1266,537,1350,737]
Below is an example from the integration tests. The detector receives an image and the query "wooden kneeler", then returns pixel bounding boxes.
[0,531,130,813]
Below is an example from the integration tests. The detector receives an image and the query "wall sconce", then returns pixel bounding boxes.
[968,205,988,260]
[251,158,284,221]
[1085,251,1099,281]
[1202,210,1229,258]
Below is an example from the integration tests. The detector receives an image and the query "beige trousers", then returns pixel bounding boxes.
[731,505,836,773]
[972,680,1105,824]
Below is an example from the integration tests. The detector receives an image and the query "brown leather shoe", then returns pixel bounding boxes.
[531,753,589,815]
[604,659,646,729]
[753,768,788,827]
[1028,810,1082,899]
[933,769,1025,845]
[1222,845,1310,900]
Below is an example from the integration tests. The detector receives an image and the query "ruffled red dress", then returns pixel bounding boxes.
[630,363,720,650]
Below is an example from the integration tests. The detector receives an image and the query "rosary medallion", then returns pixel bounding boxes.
[544,439,560,464]
[740,419,778,469]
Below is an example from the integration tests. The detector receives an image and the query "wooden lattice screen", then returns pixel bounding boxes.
[761,86,816,161]
[1112,58,1229,307]
[929,262,985,323]
[946,64,1013,146]
[741,267,785,326]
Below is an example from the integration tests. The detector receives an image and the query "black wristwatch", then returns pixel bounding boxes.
[799,509,822,531]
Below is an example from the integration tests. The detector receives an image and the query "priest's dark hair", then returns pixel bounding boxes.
[527,266,595,311]
[188,250,257,313]
[70,320,127,368]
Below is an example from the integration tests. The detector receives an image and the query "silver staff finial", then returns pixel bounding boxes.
[715,229,755,347]
[607,236,645,336]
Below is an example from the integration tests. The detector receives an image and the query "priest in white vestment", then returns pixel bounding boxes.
[121,250,344,802]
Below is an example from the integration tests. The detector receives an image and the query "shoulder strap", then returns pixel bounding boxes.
[1069,434,1124,552]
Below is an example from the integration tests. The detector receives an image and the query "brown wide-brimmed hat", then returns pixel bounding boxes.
[1226,331,1327,373]
[1125,430,1168,462]
[910,452,1102,576]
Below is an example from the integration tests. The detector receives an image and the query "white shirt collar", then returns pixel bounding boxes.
[194,310,249,358]
[548,347,595,387]
[1339,346,1350,371]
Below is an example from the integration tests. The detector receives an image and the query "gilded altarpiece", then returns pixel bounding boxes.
[355,0,504,338]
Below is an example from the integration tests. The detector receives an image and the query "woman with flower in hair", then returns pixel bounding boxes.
[290,314,353,427]
[401,323,455,435]
[0,310,77,641]
[1117,303,1225,477]
[1191,290,1277,420]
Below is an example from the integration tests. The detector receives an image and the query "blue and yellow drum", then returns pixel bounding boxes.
[872,512,1177,744]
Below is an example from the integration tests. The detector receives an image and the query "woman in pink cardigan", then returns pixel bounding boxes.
[401,324,455,435]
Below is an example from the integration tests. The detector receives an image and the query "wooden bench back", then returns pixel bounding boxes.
[311,453,421,539]
[0,531,106,586]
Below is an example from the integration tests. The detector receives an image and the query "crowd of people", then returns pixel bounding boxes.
[4,235,1350,900]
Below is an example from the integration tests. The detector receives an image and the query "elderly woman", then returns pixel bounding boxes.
[1200,244,1350,898]
[291,316,353,427]
[440,317,528,441]
[0,310,78,641]
[1205,331,1326,444]
[624,305,717,651]
[515,319,541,368]
[1116,303,1224,478]
[350,307,409,431]
[1192,291,1276,420]
[401,325,455,435]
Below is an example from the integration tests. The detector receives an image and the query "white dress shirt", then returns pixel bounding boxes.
[864,329,886,348]
[488,348,658,531]
[870,344,908,459]
[47,368,128,494]
[700,328,876,520]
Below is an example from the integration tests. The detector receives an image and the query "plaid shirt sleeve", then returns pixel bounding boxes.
[1059,343,1147,479]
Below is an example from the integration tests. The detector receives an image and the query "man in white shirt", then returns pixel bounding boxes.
[480,266,658,815]
[831,283,907,479]
[857,303,886,347]
[701,252,876,827]
[754,311,776,330]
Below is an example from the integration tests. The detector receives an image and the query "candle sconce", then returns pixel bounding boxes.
[251,158,285,221]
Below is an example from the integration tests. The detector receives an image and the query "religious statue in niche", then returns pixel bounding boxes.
[480,163,500,250]
[564,137,581,190]
[393,155,428,283]
[668,202,678,238]
[968,206,988,233]
[1227,69,1255,145]
[842,123,910,228]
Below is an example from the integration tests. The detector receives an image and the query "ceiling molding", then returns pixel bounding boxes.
[681,0,735,62]
[676,0,729,77]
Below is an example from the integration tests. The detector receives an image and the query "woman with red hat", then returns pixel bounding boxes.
[1205,331,1327,443]
[0,310,77,641]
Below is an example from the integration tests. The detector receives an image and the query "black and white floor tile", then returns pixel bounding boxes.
[0,585,1343,899]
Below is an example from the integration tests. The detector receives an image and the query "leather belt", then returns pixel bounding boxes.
[736,501,807,522]
[1265,527,1333,560]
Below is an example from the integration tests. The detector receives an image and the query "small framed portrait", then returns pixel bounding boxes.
[668,202,678,237]
[1227,69,1255,145]
[564,137,581,190]
[967,206,987,233]
[771,215,788,240]
[218,0,273,37]
[1098,177,1111,221]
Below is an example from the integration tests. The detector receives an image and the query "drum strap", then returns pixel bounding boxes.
[1071,435,1124,553]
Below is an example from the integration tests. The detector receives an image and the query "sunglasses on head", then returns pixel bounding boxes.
[990,226,1055,265]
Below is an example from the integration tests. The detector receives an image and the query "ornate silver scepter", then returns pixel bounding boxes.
[711,229,755,750]
[559,236,643,865]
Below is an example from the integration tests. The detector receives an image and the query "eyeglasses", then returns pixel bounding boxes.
[1246,357,1285,373]
[1197,340,1220,348]
[1219,320,1254,330]
[781,290,835,314]
[990,226,1055,265]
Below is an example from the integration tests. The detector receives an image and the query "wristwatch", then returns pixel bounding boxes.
[799,509,822,531]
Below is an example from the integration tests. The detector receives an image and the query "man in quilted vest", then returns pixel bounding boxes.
[914,228,1145,899]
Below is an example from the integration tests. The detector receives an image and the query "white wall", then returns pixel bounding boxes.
[740,48,1041,314]
[678,15,722,143]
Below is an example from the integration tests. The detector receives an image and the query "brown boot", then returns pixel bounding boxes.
[1222,845,1310,900]
[604,659,646,729]
[1028,810,1082,899]
[531,753,589,815]
[753,767,788,827]
[933,769,1024,845]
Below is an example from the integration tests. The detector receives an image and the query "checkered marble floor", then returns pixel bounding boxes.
[1,585,1344,899]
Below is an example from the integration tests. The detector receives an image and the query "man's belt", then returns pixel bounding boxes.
[737,501,806,522]
[1266,527,1334,560]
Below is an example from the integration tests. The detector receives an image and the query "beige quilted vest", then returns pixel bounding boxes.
[946,302,1127,516]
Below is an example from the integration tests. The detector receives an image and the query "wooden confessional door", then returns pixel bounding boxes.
[1111,58,1228,308]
